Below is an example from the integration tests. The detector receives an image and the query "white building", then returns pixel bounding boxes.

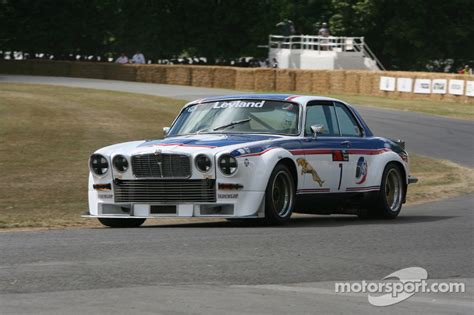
[268,35,384,71]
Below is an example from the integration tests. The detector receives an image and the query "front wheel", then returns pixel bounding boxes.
[264,164,296,225]
[98,218,146,228]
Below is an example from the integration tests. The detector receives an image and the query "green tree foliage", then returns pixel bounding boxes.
[0,0,472,70]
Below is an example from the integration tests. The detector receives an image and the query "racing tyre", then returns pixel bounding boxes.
[264,164,296,225]
[360,163,404,219]
[98,218,146,228]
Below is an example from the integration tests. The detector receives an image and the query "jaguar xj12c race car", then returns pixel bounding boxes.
[86,94,417,227]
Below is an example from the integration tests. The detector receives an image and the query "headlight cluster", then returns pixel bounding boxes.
[89,154,109,176]
[218,154,238,175]
[195,154,212,172]
[113,155,129,172]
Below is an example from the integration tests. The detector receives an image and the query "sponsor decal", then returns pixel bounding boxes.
[379,76,396,91]
[296,158,325,187]
[244,158,250,167]
[432,79,447,94]
[332,150,349,162]
[414,79,431,94]
[218,193,238,199]
[396,78,413,93]
[212,100,265,109]
[355,157,368,184]
[98,194,113,199]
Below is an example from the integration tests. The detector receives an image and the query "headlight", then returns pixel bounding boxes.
[90,154,109,176]
[195,154,212,172]
[113,155,129,172]
[218,154,238,175]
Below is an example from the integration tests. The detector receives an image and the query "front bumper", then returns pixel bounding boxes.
[86,191,266,219]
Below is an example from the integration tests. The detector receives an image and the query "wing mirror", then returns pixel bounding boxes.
[163,127,170,137]
[310,124,324,139]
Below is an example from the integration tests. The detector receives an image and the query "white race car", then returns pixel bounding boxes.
[85,94,417,227]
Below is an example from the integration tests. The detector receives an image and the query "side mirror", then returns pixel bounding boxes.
[310,124,324,139]
[163,127,170,136]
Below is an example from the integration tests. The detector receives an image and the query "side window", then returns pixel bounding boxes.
[305,104,340,136]
[334,102,362,137]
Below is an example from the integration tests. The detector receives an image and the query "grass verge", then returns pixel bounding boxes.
[328,94,474,120]
[0,83,472,229]
[253,90,474,120]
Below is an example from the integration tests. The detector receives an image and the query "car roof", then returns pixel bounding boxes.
[193,94,342,104]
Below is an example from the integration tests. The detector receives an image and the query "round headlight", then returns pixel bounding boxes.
[218,154,238,175]
[195,154,212,172]
[113,155,129,172]
[90,154,109,176]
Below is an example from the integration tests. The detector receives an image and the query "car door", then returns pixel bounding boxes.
[332,102,377,192]
[298,101,347,194]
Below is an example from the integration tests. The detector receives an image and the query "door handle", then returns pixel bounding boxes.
[341,140,351,147]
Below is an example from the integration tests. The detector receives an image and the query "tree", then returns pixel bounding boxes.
[0,0,472,70]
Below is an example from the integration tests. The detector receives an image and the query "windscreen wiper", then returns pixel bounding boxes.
[213,118,251,131]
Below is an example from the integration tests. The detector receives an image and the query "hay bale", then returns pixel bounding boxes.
[149,66,167,84]
[0,60,34,74]
[344,71,361,94]
[70,62,106,79]
[136,65,155,82]
[294,70,313,93]
[235,68,255,90]
[0,60,16,74]
[165,66,191,85]
[103,63,136,81]
[254,69,275,91]
[191,66,215,87]
[213,67,237,89]
[359,72,375,95]
[311,70,330,94]
[328,71,346,94]
[276,69,296,91]
[30,60,70,76]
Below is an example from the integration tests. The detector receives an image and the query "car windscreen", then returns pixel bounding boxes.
[168,100,300,136]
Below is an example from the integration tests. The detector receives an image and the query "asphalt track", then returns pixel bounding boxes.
[0,75,473,314]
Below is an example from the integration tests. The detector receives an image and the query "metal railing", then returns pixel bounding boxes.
[269,35,385,70]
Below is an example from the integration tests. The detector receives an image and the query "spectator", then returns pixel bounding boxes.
[276,19,295,37]
[318,22,331,50]
[131,51,145,64]
[463,65,472,75]
[318,22,330,37]
[115,53,129,64]
[272,58,278,68]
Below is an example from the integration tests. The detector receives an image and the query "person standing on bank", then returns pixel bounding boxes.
[318,22,331,51]
[131,51,146,64]
[272,58,278,68]
[115,53,129,64]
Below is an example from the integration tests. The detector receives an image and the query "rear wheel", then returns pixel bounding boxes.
[98,218,146,228]
[358,163,404,219]
[264,164,296,225]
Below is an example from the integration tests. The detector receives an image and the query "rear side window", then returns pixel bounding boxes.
[334,102,361,137]
[305,104,340,136]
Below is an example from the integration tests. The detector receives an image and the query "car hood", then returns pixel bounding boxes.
[95,134,284,157]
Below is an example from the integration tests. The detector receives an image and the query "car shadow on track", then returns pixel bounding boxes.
[139,215,455,229]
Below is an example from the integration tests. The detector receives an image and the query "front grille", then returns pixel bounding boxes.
[114,179,216,203]
[131,153,191,178]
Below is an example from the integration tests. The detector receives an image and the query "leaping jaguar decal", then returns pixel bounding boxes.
[296,158,325,187]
